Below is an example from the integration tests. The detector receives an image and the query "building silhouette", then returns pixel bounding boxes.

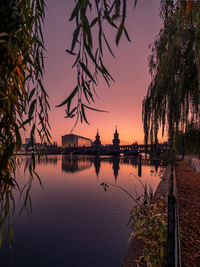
[93,130,101,148]
[112,126,120,150]
[62,134,92,148]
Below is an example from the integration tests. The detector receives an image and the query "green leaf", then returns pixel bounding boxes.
[104,11,117,28]
[71,24,81,52]
[122,0,127,24]
[66,49,76,55]
[99,57,115,82]
[38,79,48,97]
[28,87,36,102]
[80,61,96,84]
[82,79,95,104]
[30,124,36,146]
[56,86,78,107]
[29,99,36,119]
[124,26,131,42]
[98,19,103,55]
[18,118,31,129]
[65,106,77,118]
[90,17,98,27]
[103,33,115,57]
[81,104,89,124]
[72,51,80,68]
[85,43,97,65]
[84,16,93,47]
[14,123,22,149]
[33,170,43,188]
[69,2,80,21]
[116,23,124,46]
[83,103,107,113]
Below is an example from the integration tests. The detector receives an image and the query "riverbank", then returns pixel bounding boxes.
[122,159,200,266]
[122,164,170,266]
[176,161,200,266]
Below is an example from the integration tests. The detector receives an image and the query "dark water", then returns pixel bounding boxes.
[0,155,164,267]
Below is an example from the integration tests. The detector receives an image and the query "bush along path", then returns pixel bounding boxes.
[122,165,171,267]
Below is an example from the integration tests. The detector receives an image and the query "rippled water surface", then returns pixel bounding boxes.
[0,155,165,267]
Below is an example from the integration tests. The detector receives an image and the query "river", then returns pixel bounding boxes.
[0,155,165,267]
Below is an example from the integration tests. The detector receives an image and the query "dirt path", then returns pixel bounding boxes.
[176,161,200,266]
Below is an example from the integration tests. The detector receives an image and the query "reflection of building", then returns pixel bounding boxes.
[62,134,92,148]
[93,130,101,148]
[62,156,92,172]
[93,156,101,178]
[112,127,120,150]
[38,156,58,166]
[112,157,120,183]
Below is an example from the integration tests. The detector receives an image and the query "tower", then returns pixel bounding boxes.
[94,129,101,148]
[112,126,120,149]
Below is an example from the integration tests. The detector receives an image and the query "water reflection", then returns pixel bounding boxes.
[0,155,166,267]
[38,156,58,166]
[61,156,121,182]
[112,157,120,182]
[60,155,165,182]
[93,156,101,178]
[62,156,92,173]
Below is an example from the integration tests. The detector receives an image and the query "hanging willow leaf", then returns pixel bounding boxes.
[65,106,78,118]
[14,123,22,149]
[85,43,97,65]
[56,86,78,107]
[80,62,96,84]
[66,49,76,55]
[81,104,89,124]
[29,99,36,119]
[116,23,124,46]
[71,24,81,52]
[143,1,200,149]
[69,2,80,21]
[83,103,108,113]
[72,51,80,68]
[90,17,98,27]
[103,32,115,57]
[124,26,131,42]
[28,87,36,102]
[83,16,93,47]
[65,0,134,126]
[122,0,126,24]
[0,0,50,247]
[104,10,118,28]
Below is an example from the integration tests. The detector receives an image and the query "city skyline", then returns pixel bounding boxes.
[22,1,165,145]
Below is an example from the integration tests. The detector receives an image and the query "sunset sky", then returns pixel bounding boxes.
[36,0,163,145]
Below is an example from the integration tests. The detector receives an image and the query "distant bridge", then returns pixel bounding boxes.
[119,143,168,153]
[62,143,169,156]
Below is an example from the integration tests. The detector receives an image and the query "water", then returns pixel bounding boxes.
[0,155,164,267]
